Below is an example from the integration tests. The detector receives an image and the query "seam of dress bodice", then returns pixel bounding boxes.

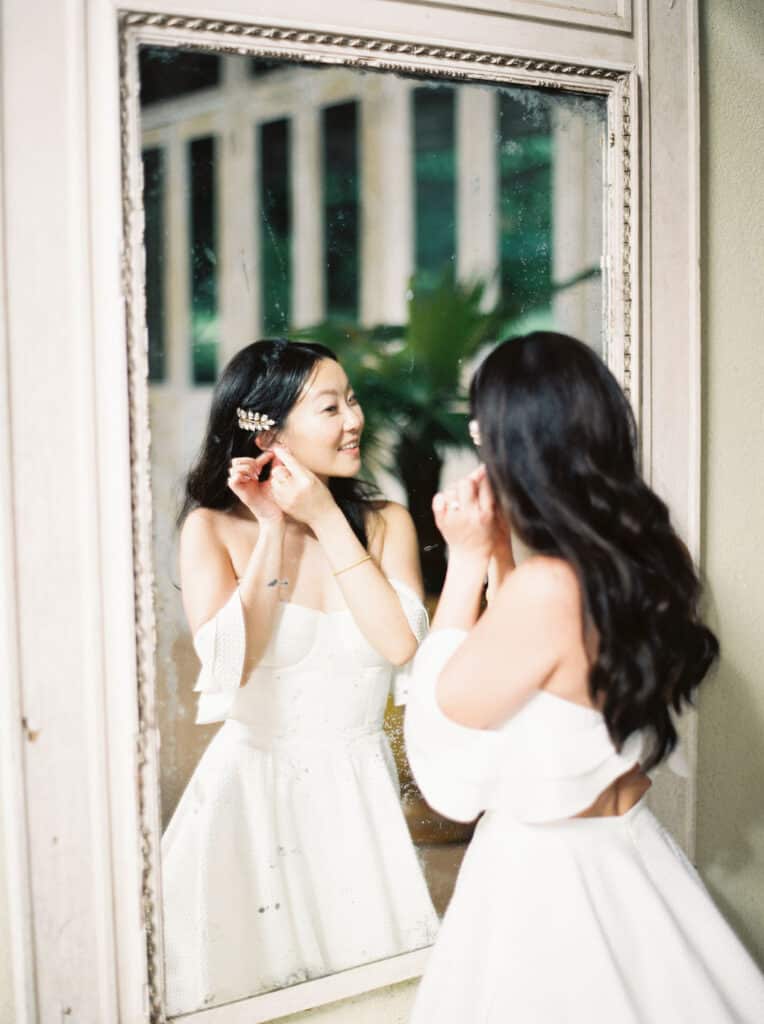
[276,601,351,615]
[242,602,367,679]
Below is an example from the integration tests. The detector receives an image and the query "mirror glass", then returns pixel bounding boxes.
[139,45,607,1016]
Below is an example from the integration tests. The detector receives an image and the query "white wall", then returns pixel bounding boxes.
[0,791,15,1024]
[696,0,764,967]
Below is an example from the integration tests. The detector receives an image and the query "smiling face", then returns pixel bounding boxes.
[259,358,364,479]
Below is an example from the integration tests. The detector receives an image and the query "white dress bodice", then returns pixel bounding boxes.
[228,604,394,743]
[192,577,428,725]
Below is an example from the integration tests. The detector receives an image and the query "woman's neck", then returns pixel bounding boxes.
[510,530,536,566]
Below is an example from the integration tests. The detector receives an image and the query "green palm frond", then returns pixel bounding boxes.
[291,270,504,474]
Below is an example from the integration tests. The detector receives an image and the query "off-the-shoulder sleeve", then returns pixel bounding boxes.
[386,577,430,706]
[403,628,504,823]
[192,588,246,724]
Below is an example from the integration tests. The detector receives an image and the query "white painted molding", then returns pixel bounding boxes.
[173,949,431,1024]
[0,88,37,1023]
[383,0,633,34]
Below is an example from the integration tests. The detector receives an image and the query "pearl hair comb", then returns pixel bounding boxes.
[236,408,276,432]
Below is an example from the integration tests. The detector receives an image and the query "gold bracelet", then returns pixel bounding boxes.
[332,554,372,577]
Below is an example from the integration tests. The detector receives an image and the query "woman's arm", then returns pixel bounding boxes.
[267,444,422,665]
[310,501,421,666]
[424,467,576,728]
[435,557,577,728]
[179,509,286,678]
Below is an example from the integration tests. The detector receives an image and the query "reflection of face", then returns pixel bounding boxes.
[269,358,364,479]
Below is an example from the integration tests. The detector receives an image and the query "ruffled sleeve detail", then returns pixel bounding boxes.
[192,588,246,725]
[386,577,430,706]
[404,629,505,823]
[404,629,650,825]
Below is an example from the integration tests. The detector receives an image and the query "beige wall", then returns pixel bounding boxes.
[696,0,764,967]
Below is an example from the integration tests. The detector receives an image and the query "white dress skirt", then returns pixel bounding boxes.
[404,629,764,1024]
[161,580,438,1017]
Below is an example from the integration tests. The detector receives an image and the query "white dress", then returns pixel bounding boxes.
[405,629,764,1024]
[161,579,438,1016]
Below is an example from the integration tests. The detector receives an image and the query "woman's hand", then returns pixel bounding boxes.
[227,451,284,524]
[268,444,338,527]
[432,465,498,562]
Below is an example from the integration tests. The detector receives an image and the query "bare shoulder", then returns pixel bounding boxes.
[376,500,416,535]
[180,506,243,555]
[178,508,240,632]
[370,500,423,594]
[495,555,582,619]
[181,505,221,540]
[365,499,415,549]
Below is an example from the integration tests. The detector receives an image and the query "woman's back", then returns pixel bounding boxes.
[425,550,647,811]
[405,567,764,1024]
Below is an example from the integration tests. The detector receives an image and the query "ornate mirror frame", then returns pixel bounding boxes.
[0,1,701,1020]
[119,11,637,1022]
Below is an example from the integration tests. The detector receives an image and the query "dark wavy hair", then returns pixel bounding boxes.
[470,331,718,770]
[178,338,379,546]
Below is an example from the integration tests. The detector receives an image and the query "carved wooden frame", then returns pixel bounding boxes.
[119,10,638,1022]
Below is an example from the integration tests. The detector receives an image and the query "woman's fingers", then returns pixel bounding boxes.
[230,459,258,479]
[271,444,303,478]
[456,476,477,510]
[230,451,274,481]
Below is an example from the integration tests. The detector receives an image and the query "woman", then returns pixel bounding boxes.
[161,338,438,1015]
[405,332,764,1023]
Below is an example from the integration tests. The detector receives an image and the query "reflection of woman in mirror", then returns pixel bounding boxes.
[405,333,764,1022]
[161,338,438,1015]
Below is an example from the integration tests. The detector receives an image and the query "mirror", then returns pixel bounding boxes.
[137,43,607,1017]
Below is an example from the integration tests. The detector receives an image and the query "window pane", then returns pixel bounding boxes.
[189,136,218,385]
[323,102,359,320]
[414,87,456,286]
[249,58,284,78]
[259,119,291,335]
[139,46,220,106]
[142,147,166,382]
[497,93,553,322]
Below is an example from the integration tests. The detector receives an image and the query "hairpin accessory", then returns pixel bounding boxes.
[237,407,276,433]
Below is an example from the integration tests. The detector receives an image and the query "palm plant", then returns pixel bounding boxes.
[293,272,509,593]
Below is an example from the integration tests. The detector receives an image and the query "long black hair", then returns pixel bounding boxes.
[470,331,718,770]
[178,338,379,546]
